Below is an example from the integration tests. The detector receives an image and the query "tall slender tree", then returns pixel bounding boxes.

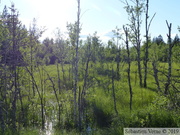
[123,0,144,87]
[123,26,132,111]
[144,0,156,88]
[164,21,174,95]
[144,0,149,88]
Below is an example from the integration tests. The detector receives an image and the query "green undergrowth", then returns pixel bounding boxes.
[12,62,180,134]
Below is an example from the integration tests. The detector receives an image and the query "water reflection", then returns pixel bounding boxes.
[39,120,53,135]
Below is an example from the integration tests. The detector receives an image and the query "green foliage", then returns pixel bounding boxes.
[172,45,180,63]
[19,128,39,135]
[149,41,168,62]
[0,2,180,135]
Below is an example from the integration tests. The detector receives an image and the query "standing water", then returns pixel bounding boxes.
[45,121,53,135]
[39,120,53,135]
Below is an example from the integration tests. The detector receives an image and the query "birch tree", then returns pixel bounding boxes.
[123,0,144,87]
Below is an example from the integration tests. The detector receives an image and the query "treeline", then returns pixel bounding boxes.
[38,34,180,65]
[0,1,180,134]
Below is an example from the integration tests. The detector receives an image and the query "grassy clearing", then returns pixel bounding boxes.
[16,61,180,134]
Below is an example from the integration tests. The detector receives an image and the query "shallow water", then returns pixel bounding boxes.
[39,120,53,135]
[45,121,53,135]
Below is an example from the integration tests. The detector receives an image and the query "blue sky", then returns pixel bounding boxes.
[0,0,180,42]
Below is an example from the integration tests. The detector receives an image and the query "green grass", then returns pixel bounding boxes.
[13,61,180,134]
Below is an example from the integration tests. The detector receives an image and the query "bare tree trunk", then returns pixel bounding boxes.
[164,21,174,95]
[123,26,133,111]
[152,61,161,92]
[144,0,149,88]
[144,0,156,88]
[137,48,142,87]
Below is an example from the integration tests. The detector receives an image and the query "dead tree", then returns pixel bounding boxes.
[152,62,161,92]
[164,21,174,95]
[123,26,133,111]
[143,0,156,88]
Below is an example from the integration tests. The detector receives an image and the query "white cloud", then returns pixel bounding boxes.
[97,30,113,42]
